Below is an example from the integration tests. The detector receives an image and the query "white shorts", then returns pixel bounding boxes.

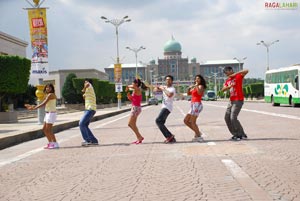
[188,102,203,117]
[44,112,57,124]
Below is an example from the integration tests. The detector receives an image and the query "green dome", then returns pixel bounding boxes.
[191,57,197,63]
[163,36,182,52]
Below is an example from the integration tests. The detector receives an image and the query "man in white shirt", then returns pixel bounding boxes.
[155,75,176,143]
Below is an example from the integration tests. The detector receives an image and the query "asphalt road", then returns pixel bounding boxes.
[1,100,300,201]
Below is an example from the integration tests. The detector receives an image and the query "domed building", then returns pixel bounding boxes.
[104,36,242,92]
[155,36,200,82]
[104,36,201,85]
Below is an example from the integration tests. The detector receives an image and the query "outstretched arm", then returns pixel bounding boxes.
[25,93,53,110]
[229,69,249,78]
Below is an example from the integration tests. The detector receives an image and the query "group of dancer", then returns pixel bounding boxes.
[25,66,249,149]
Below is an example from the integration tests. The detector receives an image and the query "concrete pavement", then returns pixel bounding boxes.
[0,104,133,150]
[1,100,300,201]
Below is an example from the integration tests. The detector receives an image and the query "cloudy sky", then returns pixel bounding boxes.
[1,0,300,79]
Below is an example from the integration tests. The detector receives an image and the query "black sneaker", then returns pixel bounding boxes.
[89,142,99,146]
[81,141,91,146]
[230,136,241,141]
[242,134,248,139]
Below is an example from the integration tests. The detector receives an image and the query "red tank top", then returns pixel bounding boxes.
[191,87,202,102]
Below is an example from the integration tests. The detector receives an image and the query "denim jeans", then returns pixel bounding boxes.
[156,108,173,138]
[79,110,98,143]
[224,101,246,137]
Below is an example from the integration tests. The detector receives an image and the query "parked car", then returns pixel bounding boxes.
[148,97,159,105]
[203,90,217,101]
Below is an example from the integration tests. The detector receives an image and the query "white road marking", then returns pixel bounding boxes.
[175,105,208,138]
[222,159,249,178]
[94,105,152,128]
[207,142,216,145]
[0,147,43,167]
[94,114,131,128]
[222,159,272,200]
[0,135,78,168]
[205,103,300,120]
[0,107,153,168]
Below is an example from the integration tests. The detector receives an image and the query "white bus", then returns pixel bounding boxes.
[264,64,300,107]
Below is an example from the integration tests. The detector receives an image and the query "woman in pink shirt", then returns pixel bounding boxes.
[184,74,207,142]
[126,79,148,144]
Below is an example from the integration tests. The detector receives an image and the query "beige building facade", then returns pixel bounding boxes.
[0,31,28,57]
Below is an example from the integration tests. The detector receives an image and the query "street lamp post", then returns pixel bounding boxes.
[126,46,146,78]
[233,57,247,72]
[101,15,131,109]
[211,73,218,95]
[149,70,153,97]
[257,40,279,71]
[176,53,179,81]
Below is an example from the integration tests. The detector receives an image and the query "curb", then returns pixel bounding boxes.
[0,107,132,150]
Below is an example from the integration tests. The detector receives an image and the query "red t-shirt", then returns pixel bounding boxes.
[224,73,244,101]
[191,87,203,102]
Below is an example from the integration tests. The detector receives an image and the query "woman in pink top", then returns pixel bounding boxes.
[184,74,207,142]
[126,79,148,144]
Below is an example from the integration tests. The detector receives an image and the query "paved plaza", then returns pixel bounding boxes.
[1,101,300,201]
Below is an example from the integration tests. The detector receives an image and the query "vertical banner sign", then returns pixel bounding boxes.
[28,8,49,77]
[114,63,123,92]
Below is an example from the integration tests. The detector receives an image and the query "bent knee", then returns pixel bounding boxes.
[184,119,189,125]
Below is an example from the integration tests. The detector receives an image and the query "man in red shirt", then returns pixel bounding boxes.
[221,66,249,141]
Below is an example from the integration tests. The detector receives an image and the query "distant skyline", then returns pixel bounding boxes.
[1,0,300,81]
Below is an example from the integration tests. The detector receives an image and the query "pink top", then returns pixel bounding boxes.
[131,92,142,107]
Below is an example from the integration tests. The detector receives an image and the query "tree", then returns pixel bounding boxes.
[12,85,36,108]
[62,73,82,104]
[0,55,31,111]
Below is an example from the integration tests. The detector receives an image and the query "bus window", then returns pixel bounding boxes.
[295,75,299,90]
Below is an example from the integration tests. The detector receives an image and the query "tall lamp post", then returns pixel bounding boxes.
[126,46,146,78]
[149,70,153,97]
[211,73,218,94]
[233,57,247,72]
[257,40,279,71]
[101,15,131,109]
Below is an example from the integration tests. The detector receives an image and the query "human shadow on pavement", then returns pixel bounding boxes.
[189,137,299,143]
[57,137,299,149]
[138,137,299,145]
[59,143,131,149]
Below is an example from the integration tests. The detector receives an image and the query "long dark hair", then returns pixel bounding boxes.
[195,74,207,89]
[43,83,55,93]
[133,78,148,90]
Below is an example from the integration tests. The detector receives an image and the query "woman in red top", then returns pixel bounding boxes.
[126,78,148,144]
[184,74,207,142]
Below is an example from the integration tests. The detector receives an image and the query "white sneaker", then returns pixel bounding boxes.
[192,136,204,142]
[48,142,59,149]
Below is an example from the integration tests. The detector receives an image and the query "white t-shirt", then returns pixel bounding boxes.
[162,86,176,112]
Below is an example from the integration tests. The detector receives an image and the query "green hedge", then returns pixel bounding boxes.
[71,76,149,104]
[0,55,31,111]
[243,83,264,98]
[72,78,117,104]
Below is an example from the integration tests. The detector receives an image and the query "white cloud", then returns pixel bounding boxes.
[1,0,299,79]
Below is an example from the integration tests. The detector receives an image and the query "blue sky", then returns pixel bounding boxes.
[1,0,300,79]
